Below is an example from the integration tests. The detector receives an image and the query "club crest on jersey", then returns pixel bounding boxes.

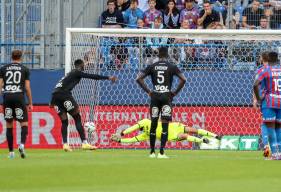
[15,108,24,119]
[64,101,74,111]
[162,105,171,116]
[151,107,159,118]
[5,108,13,119]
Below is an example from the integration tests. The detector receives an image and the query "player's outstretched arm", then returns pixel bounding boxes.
[25,80,33,111]
[80,72,117,83]
[111,133,148,144]
[184,125,220,139]
[177,133,207,143]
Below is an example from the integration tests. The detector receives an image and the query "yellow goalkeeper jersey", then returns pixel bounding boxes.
[138,119,185,141]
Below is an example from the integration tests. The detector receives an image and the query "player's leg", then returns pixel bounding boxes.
[149,94,160,157]
[68,98,96,150]
[260,123,270,157]
[51,93,72,151]
[262,108,278,157]
[275,110,281,158]
[159,94,172,158]
[3,96,15,158]
[15,96,29,158]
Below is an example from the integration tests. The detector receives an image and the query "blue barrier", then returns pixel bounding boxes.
[0,69,255,106]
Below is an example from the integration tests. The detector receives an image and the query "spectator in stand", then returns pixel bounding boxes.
[139,0,149,12]
[156,0,169,11]
[163,0,180,29]
[257,15,270,29]
[176,0,186,11]
[101,0,124,28]
[180,0,200,29]
[242,0,264,29]
[116,0,131,12]
[137,18,145,28]
[198,1,221,29]
[123,0,144,28]
[268,1,281,29]
[235,0,250,9]
[143,0,162,28]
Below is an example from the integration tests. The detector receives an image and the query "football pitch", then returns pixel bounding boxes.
[0,149,280,192]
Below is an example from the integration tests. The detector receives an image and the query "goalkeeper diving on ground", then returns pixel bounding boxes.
[110,119,221,149]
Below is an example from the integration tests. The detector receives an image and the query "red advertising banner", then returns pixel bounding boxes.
[0,106,261,149]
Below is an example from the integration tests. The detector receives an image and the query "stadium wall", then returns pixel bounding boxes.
[11,69,254,105]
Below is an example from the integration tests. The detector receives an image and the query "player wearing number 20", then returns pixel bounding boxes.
[0,50,33,159]
[136,47,186,158]
[254,51,281,160]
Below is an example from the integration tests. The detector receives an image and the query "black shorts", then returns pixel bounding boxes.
[50,92,79,115]
[150,92,172,121]
[3,93,28,122]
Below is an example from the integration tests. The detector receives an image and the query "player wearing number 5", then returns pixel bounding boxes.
[136,47,186,158]
[254,51,281,160]
[0,50,33,159]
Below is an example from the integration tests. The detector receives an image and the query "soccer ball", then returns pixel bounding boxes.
[84,122,96,133]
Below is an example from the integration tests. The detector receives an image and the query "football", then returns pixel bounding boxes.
[84,122,96,132]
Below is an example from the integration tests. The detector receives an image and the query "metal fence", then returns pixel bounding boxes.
[0,0,105,69]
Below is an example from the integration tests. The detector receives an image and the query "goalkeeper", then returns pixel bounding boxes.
[111,119,221,146]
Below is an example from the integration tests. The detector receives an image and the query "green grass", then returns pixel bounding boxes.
[0,149,281,192]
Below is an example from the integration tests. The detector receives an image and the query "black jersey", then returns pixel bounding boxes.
[0,63,30,94]
[53,69,109,94]
[142,60,182,93]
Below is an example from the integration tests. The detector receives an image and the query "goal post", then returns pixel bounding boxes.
[65,28,281,150]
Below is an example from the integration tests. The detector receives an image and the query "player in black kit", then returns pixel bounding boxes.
[50,59,117,152]
[136,47,186,158]
[0,50,33,159]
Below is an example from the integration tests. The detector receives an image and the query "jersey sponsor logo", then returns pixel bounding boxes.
[151,107,159,118]
[4,108,13,119]
[64,101,74,111]
[272,72,281,76]
[154,85,169,92]
[5,85,21,92]
[162,105,172,117]
[15,108,24,120]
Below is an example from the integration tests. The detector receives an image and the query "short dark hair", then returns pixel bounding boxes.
[131,0,139,4]
[261,51,269,62]
[74,59,84,68]
[260,16,267,21]
[107,0,115,5]
[203,0,211,4]
[11,50,23,60]
[268,51,278,63]
[158,47,168,58]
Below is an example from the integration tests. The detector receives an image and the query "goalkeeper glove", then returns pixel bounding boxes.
[110,134,121,143]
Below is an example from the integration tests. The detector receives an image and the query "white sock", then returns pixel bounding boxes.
[19,144,24,149]
[83,140,88,144]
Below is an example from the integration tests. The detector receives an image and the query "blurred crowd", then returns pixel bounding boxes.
[95,0,281,70]
[100,0,281,29]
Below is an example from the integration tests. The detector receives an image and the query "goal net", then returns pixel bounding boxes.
[65,28,281,150]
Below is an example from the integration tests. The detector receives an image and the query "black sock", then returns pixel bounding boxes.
[61,119,68,144]
[160,122,168,155]
[21,126,28,145]
[72,114,86,142]
[150,120,158,154]
[6,128,13,152]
